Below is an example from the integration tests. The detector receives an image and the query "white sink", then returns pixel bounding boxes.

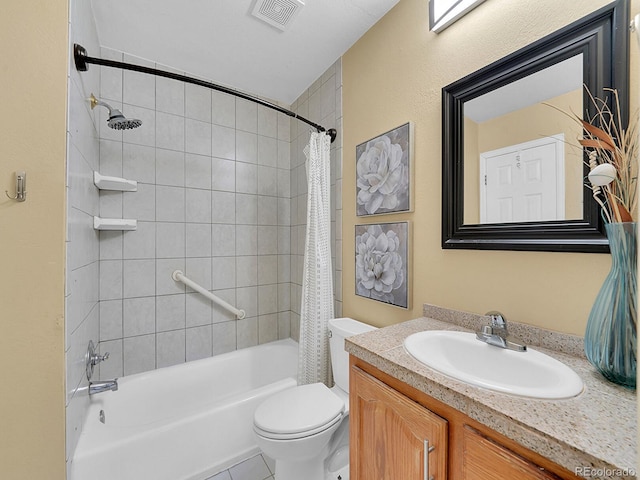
[403,331,583,399]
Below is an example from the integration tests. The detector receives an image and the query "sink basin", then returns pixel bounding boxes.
[403,331,583,399]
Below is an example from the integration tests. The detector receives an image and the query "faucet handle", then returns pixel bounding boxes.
[91,351,110,366]
[485,311,506,328]
[86,340,110,381]
[480,325,493,335]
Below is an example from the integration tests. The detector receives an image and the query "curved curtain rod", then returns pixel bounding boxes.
[73,44,337,143]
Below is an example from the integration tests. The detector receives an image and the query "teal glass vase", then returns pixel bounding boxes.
[584,222,637,389]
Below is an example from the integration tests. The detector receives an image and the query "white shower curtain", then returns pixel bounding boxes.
[298,131,335,386]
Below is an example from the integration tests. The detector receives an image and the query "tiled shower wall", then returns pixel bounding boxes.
[290,60,343,341]
[96,51,294,377]
[65,0,101,466]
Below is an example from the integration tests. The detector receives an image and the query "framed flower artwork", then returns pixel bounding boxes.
[355,222,410,309]
[356,122,413,216]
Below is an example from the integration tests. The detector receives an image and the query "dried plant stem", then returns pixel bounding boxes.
[589,90,638,222]
[545,88,638,223]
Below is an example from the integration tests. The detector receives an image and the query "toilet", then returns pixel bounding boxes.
[253,318,376,480]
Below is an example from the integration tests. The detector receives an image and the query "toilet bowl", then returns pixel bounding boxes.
[253,318,376,480]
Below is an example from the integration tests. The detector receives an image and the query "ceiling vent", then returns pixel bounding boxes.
[251,0,304,31]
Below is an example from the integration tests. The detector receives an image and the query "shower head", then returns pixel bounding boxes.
[89,93,142,130]
[107,112,142,130]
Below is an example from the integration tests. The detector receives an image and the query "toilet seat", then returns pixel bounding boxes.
[254,383,344,440]
[254,412,343,440]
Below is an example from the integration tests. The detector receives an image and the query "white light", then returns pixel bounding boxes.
[429,0,487,33]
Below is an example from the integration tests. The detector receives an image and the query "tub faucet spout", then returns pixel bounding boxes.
[89,379,118,395]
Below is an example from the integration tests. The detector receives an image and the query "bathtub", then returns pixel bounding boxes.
[70,339,298,480]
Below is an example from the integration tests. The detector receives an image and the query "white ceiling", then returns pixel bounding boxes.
[91,0,400,105]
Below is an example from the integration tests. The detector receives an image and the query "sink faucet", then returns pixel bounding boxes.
[476,311,527,352]
[89,379,118,395]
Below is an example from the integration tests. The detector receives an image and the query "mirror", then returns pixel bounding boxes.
[463,54,584,225]
[442,0,629,252]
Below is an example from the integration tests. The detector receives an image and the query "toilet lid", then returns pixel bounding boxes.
[254,383,344,436]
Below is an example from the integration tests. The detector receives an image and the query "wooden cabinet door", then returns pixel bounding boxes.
[351,366,448,480]
[461,425,562,480]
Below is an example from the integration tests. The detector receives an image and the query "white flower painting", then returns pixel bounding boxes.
[356,123,411,216]
[355,222,409,309]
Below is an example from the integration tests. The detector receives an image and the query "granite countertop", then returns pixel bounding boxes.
[345,306,637,480]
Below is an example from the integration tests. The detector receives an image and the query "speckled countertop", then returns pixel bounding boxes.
[345,305,637,480]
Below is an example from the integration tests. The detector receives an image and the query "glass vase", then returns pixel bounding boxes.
[584,222,637,389]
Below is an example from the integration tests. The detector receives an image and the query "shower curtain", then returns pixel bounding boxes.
[298,131,335,386]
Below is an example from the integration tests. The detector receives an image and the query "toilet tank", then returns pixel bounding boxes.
[328,318,376,393]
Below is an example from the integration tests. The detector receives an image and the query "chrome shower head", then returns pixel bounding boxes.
[106,112,142,130]
[89,93,142,130]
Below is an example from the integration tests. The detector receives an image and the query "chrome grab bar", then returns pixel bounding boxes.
[172,270,246,319]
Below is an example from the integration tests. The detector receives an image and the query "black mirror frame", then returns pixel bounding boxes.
[442,0,629,253]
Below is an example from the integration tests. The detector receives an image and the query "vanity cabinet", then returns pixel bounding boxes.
[460,425,561,480]
[350,366,448,479]
[350,359,578,480]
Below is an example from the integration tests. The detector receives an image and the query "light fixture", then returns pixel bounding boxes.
[429,0,486,33]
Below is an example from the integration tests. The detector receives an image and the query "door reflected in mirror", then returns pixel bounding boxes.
[463,54,584,224]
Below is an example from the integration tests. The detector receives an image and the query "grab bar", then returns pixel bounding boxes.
[172,270,246,319]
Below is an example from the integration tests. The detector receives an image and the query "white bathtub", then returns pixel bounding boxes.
[70,339,298,480]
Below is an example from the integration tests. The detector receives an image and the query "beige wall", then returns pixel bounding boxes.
[475,90,582,154]
[0,0,68,478]
[463,116,480,223]
[343,0,639,335]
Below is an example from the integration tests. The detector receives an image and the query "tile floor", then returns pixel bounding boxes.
[206,453,275,480]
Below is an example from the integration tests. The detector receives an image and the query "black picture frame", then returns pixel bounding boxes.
[442,0,629,252]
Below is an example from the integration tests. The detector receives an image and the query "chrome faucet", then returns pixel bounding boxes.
[89,379,118,395]
[476,311,527,352]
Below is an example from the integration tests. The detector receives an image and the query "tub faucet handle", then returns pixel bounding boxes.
[86,340,110,381]
[91,351,110,366]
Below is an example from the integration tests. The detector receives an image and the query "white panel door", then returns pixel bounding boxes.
[480,135,565,223]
